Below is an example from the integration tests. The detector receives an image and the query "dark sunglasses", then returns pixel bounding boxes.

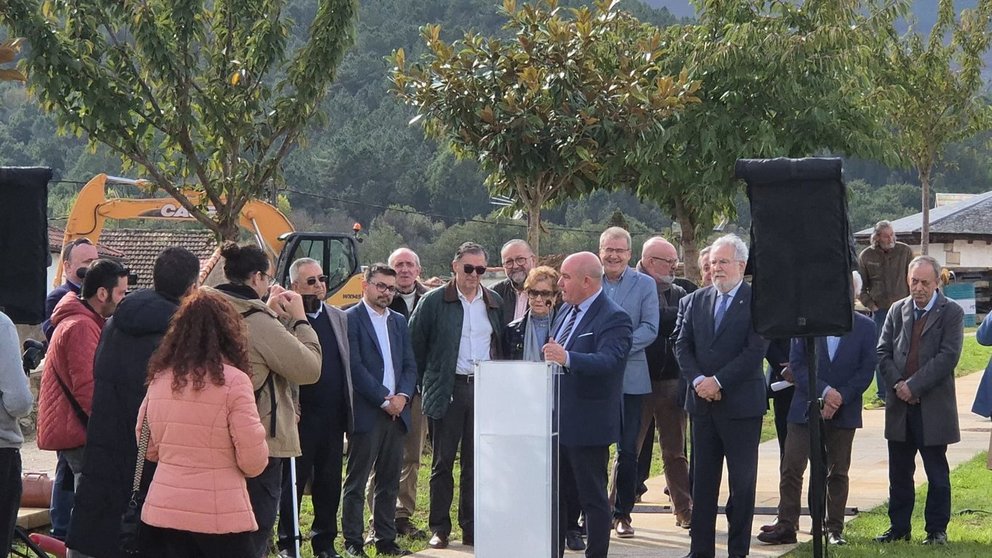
[306,275,328,286]
[462,264,487,275]
[526,289,555,299]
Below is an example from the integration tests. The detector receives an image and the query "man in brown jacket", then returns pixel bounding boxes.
[875,255,963,546]
[858,220,913,401]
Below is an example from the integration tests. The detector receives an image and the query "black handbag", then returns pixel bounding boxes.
[120,415,150,554]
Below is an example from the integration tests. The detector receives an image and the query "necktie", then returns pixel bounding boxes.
[556,305,580,345]
[914,308,925,322]
[714,293,730,331]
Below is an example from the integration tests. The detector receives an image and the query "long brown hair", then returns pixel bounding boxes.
[148,289,251,392]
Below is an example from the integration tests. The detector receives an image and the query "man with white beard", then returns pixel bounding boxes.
[857,220,912,403]
[492,239,536,326]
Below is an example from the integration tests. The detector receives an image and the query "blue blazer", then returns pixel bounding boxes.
[605,267,659,395]
[555,290,633,447]
[675,282,769,419]
[972,316,992,418]
[346,303,419,434]
[787,312,877,429]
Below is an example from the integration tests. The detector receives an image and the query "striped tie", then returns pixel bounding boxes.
[556,305,580,345]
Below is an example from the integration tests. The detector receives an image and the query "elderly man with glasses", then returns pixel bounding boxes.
[492,239,537,326]
[409,242,505,550]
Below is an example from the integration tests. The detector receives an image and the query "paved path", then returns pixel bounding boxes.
[411,372,990,557]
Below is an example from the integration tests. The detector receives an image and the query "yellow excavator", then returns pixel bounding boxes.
[55,174,364,307]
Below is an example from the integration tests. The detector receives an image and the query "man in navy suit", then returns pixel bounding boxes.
[543,252,633,558]
[758,271,877,546]
[675,234,768,558]
[342,264,418,558]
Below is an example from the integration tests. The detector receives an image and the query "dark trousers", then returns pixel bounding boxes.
[343,413,405,549]
[770,386,794,457]
[277,416,346,556]
[141,524,254,558]
[690,413,762,558]
[635,419,653,498]
[873,309,889,401]
[610,393,643,520]
[634,380,692,517]
[50,453,75,539]
[778,422,856,533]
[888,405,951,534]
[246,457,283,558]
[428,380,474,538]
[1,448,21,554]
[560,445,610,558]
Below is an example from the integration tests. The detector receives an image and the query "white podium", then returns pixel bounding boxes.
[474,360,560,558]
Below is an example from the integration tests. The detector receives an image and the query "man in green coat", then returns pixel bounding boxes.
[409,242,504,550]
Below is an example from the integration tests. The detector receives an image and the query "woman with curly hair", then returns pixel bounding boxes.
[136,289,269,557]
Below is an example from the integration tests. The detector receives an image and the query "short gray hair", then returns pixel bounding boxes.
[289,258,320,284]
[909,255,941,280]
[599,226,631,249]
[711,234,748,262]
[388,247,420,268]
[698,245,711,262]
[500,239,532,256]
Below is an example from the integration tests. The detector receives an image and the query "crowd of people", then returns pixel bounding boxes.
[0,217,982,558]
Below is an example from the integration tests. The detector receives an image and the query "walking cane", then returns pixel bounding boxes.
[290,456,301,558]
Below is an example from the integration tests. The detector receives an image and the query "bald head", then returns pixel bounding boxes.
[559,252,604,305]
[641,236,679,285]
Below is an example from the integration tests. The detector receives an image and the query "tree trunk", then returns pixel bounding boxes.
[526,199,542,257]
[675,198,701,284]
[920,166,931,255]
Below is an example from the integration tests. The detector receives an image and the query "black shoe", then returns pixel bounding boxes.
[756,524,797,545]
[827,531,847,545]
[874,528,911,543]
[461,532,474,546]
[316,552,344,558]
[394,517,427,540]
[428,533,448,549]
[922,531,948,545]
[565,530,586,551]
[679,553,714,558]
[343,545,369,558]
[375,542,412,556]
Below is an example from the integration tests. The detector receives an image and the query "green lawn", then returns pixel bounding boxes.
[783,452,992,557]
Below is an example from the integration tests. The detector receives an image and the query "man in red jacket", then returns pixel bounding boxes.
[37,259,128,497]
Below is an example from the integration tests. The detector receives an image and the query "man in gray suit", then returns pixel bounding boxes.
[875,255,964,546]
[599,226,659,538]
[675,234,768,558]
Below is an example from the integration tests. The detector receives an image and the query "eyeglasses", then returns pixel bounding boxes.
[602,247,629,256]
[462,264,487,275]
[371,281,397,294]
[257,270,275,285]
[306,275,328,286]
[502,256,532,268]
[526,289,555,299]
[648,256,678,267]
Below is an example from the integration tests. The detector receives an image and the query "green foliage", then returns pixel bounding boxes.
[875,0,992,254]
[390,0,700,254]
[633,0,903,281]
[1,0,358,240]
[847,179,921,232]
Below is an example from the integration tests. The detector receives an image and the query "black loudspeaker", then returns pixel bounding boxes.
[0,167,52,324]
[735,158,854,338]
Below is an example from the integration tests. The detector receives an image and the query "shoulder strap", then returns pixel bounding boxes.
[241,307,278,437]
[52,370,88,428]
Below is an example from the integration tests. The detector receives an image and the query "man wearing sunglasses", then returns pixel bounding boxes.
[492,239,536,326]
[409,242,505,550]
[275,258,352,558]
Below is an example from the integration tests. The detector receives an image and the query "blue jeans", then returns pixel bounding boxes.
[49,455,75,539]
[873,308,889,401]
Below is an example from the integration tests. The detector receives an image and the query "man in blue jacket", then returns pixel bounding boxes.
[757,271,877,546]
[342,264,417,558]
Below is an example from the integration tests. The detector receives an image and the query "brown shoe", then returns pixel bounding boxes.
[428,533,448,549]
[613,517,635,538]
[760,520,783,533]
[757,524,797,545]
[395,518,427,540]
[676,511,692,529]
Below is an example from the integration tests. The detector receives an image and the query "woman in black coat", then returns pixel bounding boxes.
[503,266,560,361]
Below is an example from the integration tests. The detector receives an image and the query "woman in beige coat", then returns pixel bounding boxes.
[138,289,268,557]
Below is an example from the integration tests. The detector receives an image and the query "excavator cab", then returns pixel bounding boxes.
[274,232,364,308]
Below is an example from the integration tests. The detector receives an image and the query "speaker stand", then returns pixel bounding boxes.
[806,337,827,558]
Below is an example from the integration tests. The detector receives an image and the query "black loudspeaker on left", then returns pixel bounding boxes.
[0,167,52,325]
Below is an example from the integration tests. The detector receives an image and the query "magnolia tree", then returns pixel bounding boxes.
[876,0,992,254]
[1,0,358,240]
[0,38,26,82]
[389,0,700,255]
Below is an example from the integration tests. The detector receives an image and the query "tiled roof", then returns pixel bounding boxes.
[854,190,992,239]
[98,228,219,289]
[47,225,125,258]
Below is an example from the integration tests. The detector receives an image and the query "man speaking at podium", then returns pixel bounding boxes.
[544,252,633,558]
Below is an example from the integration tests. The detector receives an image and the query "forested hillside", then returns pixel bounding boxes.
[3,0,992,275]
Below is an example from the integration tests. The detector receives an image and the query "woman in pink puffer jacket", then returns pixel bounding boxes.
[136,289,269,557]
